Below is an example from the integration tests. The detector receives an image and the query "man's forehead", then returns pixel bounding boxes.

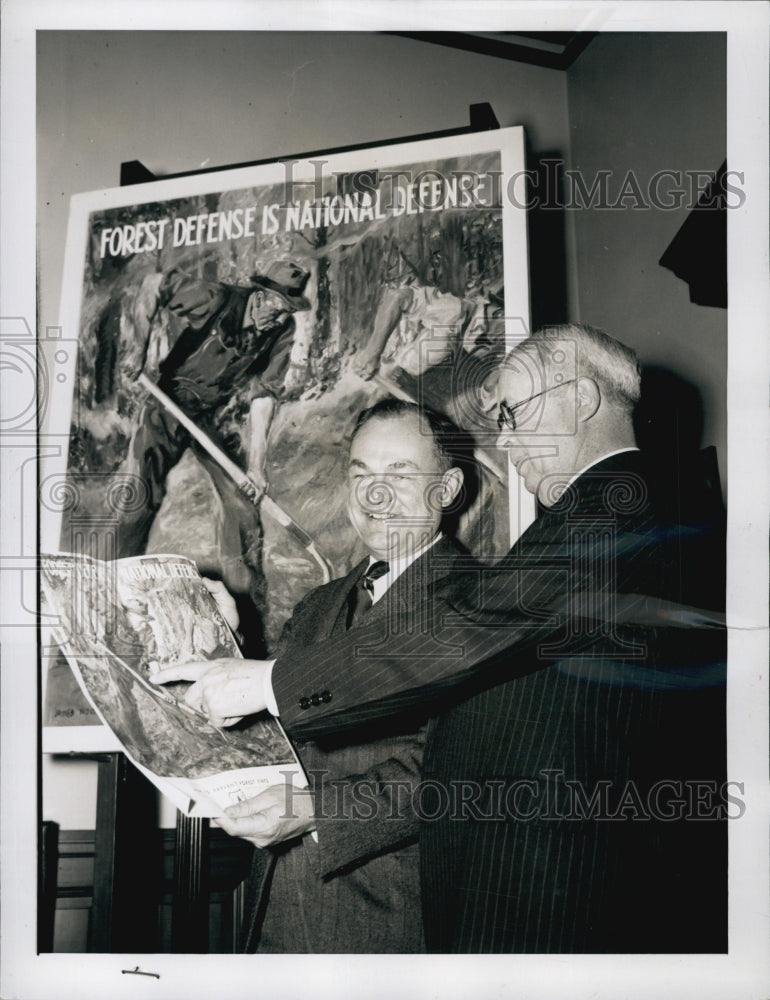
[348,413,439,465]
[353,410,424,441]
[497,345,576,401]
[496,350,545,399]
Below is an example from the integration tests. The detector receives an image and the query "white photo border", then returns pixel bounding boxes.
[1,3,768,999]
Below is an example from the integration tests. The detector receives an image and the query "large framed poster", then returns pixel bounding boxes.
[41,126,531,749]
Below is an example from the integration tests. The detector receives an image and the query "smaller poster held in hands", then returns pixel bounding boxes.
[40,552,305,817]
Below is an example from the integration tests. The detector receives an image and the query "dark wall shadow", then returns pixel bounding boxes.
[634,365,705,458]
[635,365,726,611]
[634,364,726,511]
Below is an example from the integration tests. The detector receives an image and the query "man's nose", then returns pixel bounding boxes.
[355,476,397,512]
[496,427,517,452]
[497,431,531,469]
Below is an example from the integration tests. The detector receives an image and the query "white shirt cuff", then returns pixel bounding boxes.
[262,659,279,716]
[265,664,316,839]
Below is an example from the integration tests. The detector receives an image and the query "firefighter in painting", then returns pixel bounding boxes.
[116,260,312,620]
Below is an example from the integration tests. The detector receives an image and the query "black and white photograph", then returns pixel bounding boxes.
[0,2,768,999]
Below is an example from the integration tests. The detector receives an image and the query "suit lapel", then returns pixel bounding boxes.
[352,536,462,631]
[328,557,370,637]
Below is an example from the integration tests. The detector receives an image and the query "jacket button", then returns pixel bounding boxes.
[299,697,310,710]
[321,690,332,703]
[311,692,322,706]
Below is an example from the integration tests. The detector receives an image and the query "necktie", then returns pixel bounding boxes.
[347,560,390,628]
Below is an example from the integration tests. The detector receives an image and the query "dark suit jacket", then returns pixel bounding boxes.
[245,536,462,953]
[270,452,727,952]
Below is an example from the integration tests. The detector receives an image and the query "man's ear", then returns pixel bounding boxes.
[440,468,465,509]
[576,376,601,422]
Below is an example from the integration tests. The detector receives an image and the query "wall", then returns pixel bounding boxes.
[37,30,571,829]
[566,32,727,481]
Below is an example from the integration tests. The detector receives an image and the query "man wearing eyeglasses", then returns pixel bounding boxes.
[160,323,727,954]
[494,327,640,505]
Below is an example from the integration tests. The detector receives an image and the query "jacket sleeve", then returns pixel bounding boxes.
[272,483,723,741]
[272,549,555,740]
[272,522,570,739]
[309,725,428,878]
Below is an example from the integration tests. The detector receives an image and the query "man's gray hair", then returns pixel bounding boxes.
[518,323,641,411]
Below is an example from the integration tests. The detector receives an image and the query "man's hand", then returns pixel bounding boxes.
[202,578,240,632]
[215,784,316,848]
[245,396,275,501]
[150,658,271,727]
[238,471,268,504]
[352,351,380,380]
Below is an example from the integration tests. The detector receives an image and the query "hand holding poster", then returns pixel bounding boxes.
[41,552,305,816]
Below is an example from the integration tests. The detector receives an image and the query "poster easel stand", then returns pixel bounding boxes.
[91,753,160,952]
[90,102,501,953]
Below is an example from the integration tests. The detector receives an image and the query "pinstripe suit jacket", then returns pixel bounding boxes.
[246,536,462,953]
[270,452,727,952]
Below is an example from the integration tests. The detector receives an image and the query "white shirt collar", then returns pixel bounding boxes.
[366,532,443,604]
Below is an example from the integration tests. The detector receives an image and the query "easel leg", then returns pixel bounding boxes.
[91,753,159,952]
[171,814,210,952]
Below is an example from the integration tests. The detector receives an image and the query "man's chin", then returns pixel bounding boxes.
[517,467,554,505]
[536,475,572,508]
[514,464,539,498]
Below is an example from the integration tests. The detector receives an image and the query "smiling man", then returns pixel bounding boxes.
[345,401,464,561]
[155,399,466,953]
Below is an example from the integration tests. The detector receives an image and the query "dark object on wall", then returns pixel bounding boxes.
[119,160,157,186]
[527,152,569,328]
[634,364,726,522]
[659,161,727,308]
[634,366,704,458]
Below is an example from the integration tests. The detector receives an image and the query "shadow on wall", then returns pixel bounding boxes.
[634,365,704,459]
[634,365,724,509]
[635,365,726,610]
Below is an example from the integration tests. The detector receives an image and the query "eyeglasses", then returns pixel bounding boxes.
[497,378,577,432]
